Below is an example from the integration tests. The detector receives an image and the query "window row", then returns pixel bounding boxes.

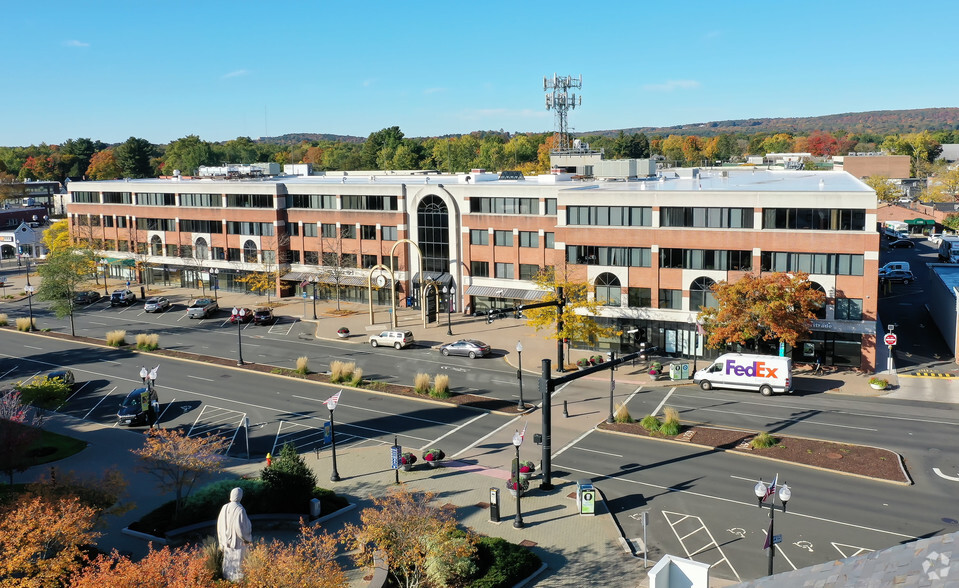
[762,208,866,231]
[469,197,540,215]
[137,193,177,207]
[659,207,753,229]
[180,193,221,207]
[566,245,652,267]
[566,206,652,227]
[341,195,398,211]
[226,221,274,236]
[289,194,336,209]
[470,230,554,248]
[760,252,864,276]
[659,249,752,271]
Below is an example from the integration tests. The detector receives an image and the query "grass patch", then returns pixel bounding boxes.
[640,415,661,432]
[135,333,159,351]
[295,356,309,375]
[330,360,355,383]
[430,373,451,398]
[414,373,431,395]
[27,429,88,465]
[750,432,778,449]
[613,402,634,423]
[16,317,35,331]
[106,329,126,347]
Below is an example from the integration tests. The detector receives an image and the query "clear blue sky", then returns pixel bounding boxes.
[4,1,957,147]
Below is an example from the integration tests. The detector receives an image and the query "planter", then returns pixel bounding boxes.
[401,464,412,472]
[337,332,349,339]
[508,488,520,497]
[649,372,661,381]
[519,471,531,481]
[869,383,886,390]
[426,460,442,468]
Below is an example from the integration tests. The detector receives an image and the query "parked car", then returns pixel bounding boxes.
[143,297,171,313]
[116,387,158,426]
[888,239,915,249]
[187,298,218,319]
[110,289,137,306]
[252,307,274,325]
[879,269,915,285]
[230,307,253,323]
[369,330,415,350]
[439,339,491,359]
[74,290,101,305]
[45,369,76,390]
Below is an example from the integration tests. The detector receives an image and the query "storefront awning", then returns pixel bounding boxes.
[464,285,548,301]
[280,272,394,288]
[904,218,935,225]
[412,272,453,286]
[102,257,136,267]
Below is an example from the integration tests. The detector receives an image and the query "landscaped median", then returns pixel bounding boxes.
[598,420,911,485]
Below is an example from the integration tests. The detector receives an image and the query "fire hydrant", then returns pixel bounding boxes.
[266,452,272,467]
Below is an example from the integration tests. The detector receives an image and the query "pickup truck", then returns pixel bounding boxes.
[187,298,218,319]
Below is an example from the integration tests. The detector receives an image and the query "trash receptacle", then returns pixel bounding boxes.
[310,498,322,519]
[576,479,596,516]
[670,363,689,381]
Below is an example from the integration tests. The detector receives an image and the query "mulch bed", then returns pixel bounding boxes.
[599,422,909,484]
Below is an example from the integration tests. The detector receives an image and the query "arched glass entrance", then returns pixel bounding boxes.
[417,195,449,273]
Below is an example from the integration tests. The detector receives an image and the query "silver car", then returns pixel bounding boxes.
[143,297,171,313]
[439,339,491,359]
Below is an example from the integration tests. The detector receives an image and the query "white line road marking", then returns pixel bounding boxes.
[573,446,623,458]
[669,402,878,432]
[188,375,215,382]
[762,528,797,570]
[663,511,740,581]
[553,429,597,460]
[98,359,123,366]
[832,542,873,558]
[652,387,676,417]
[58,381,91,409]
[421,413,488,451]
[451,413,525,459]
[794,540,814,552]
[88,321,110,326]
[23,345,43,350]
[291,394,458,427]
[933,467,959,481]
[82,386,117,421]
[156,398,175,423]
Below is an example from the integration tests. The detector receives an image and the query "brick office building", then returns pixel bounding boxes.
[66,167,879,369]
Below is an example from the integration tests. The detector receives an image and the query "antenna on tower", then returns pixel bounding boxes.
[543,73,582,153]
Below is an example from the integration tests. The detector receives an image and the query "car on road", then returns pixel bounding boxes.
[888,239,915,249]
[439,339,491,359]
[369,330,414,350]
[116,387,158,426]
[74,291,102,305]
[230,307,253,323]
[252,307,274,325]
[46,369,76,390]
[143,297,171,313]
[187,298,218,319]
[879,269,915,284]
[110,289,137,306]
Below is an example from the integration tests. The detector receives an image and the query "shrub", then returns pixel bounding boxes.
[260,443,318,508]
[425,530,479,587]
[659,420,681,436]
[505,476,528,492]
[431,373,451,398]
[400,452,417,466]
[576,358,590,367]
[349,367,363,387]
[330,360,355,383]
[0,313,8,326]
[414,373,431,394]
[519,460,535,474]
[591,354,604,364]
[640,415,661,432]
[295,356,309,375]
[750,432,778,449]
[613,402,635,423]
[106,329,126,347]
[16,317,34,331]
[469,536,542,588]
[868,376,888,389]
[135,333,159,351]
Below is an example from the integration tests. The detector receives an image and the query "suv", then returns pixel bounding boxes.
[187,298,218,319]
[879,269,915,285]
[110,289,137,306]
[369,330,414,350]
[117,387,159,426]
[253,307,274,325]
[75,290,102,305]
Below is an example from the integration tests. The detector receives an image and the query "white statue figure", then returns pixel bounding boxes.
[216,487,253,581]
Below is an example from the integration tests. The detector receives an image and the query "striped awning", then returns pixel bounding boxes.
[281,272,394,287]
[464,285,548,301]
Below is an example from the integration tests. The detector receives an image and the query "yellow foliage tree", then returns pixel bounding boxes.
[864,175,901,202]
[42,219,73,254]
[238,270,277,303]
[523,266,619,346]
[243,522,346,588]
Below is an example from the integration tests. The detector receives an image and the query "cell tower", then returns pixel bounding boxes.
[544,73,582,153]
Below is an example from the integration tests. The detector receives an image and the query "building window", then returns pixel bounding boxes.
[382,226,398,241]
[117,216,127,228]
[72,191,100,204]
[659,248,752,271]
[494,230,513,247]
[103,216,114,228]
[137,193,176,206]
[340,225,356,239]
[361,225,377,240]
[102,192,132,204]
[470,197,537,214]
[226,194,273,208]
[595,272,621,306]
[567,245,651,267]
[181,219,223,233]
[567,206,652,226]
[227,248,241,262]
[243,240,258,263]
[519,231,538,247]
[471,261,489,277]
[287,223,299,237]
[289,194,335,209]
[301,223,316,237]
[760,252,863,276]
[470,229,489,245]
[180,193,220,207]
[136,218,176,231]
[194,238,209,260]
[150,235,163,256]
[262,250,276,264]
[418,195,450,273]
[659,289,682,309]
[321,224,336,238]
[835,298,863,320]
[165,244,178,257]
[519,264,540,280]
[545,199,557,215]
[226,222,273,236]
[762,208,866,231]
[341,195,398,210]
[689,277,718,311]
[341,253,357,267]
[361,254,378,268]
[495,263,514,279]
[287,250,301,263]
[628,287,652,308]
[660,207,754,228]
[304,251,319,264]
[382,255,399,269]
[544,232,555,249]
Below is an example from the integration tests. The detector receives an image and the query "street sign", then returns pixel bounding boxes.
[390,445,401,469]
[772,534,783,545]
[884,333,898,346]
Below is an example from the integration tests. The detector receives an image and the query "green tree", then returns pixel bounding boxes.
[698,272,825,350]
[115,136,157,178]
[260,443,317,506]
[219,136,260,164]
[61,138,106,179]
[361,127,405,169]
[37,248,95,336]
[162,135,218,176]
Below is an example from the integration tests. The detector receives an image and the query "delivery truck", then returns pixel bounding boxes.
[693,353,793,396]
[883,221,909,240]
[939,237,959,263]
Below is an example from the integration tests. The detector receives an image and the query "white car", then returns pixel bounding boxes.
[143,297,171,313]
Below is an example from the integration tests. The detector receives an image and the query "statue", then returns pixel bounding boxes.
[216,487,253,581]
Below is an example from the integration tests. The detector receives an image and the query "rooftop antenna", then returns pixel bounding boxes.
[544,73,582,153]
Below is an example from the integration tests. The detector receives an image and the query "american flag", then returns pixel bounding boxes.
[762,474,778,502]
[325,391,342,410]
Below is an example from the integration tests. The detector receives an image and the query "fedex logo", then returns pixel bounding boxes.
[725,360,778,379]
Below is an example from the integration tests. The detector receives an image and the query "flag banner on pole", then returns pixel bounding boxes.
[520,421,528,441]
[762,474,778,502]
[149,365,159,380]
[325,391,342,410]
[762,519,772,550]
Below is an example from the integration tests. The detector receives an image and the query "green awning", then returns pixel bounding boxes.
[103,257,136,267]
[904,218,935,225]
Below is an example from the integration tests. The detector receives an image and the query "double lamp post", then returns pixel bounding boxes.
[754,475,792,576]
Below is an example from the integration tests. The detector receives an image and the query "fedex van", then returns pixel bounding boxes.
[693,353,792,396]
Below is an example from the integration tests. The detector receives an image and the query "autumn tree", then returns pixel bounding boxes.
[0,494,100,585]
[0,389,42,484]
[760,133,794,155]
[923,165,959,202]
[341,487,475,588]
[86,149,122,180]
[132,428,228,516]
[28,467,132,527]
[69,544,214,588]
[42,219,73,254]
[37,248,96,336]
[243,522,346,588]
[864,175,901,202]
[661,134,685,164]
[523,266,619,347]
[698,272,825,350]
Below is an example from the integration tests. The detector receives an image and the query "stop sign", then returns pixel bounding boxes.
[884,333,897,346]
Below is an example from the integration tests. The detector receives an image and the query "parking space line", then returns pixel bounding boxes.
[58,381,91,409]
[82,386,117,421]
[0,366,17,379]
[663,510,740,581]
[186,405,247,454]
[832,542,873,558]
[156,397,175,423]
[291,394,460,427]
[762,528,797,571]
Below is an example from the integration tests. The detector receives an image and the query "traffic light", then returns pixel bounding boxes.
[487,311,495,324]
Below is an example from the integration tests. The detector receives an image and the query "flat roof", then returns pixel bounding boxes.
[933,265,959,299]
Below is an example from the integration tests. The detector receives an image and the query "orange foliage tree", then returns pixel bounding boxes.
[86,149,122,180]
[697,272,825,350]
[341,487,475,588]
[242,521,346,588]
[132,428,228,516]
[69,545,213,588]
[0,495,100,585]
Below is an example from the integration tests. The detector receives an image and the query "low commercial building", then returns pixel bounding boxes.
[65,167,880,369]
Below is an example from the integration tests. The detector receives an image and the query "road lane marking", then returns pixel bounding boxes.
[23,345,43,350]
[58,381,91,409]
[663,511,740,581]
[573,447,624,458]
[933,467,959,482]
[82,386,117,421]
[188,375,215,382]
[451,413,525,459]
[421,413,488,451]
[553,427,597,460]
[291,394,458,427]
[668,403,878,432]
[652,387,676,417]
[832,542,873,558]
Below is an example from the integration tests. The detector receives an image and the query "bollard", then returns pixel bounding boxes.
[563,400,569,418]
[266,452,272,467]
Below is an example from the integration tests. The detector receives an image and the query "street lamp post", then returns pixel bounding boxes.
[512,430,524,528]
[311,276,318,320]
[443,285,454,336]
[754,475,792,576]
[24,254,31,287]
[516,341,525,410]
[234,307,246,366]
[24,285,35,331]
[326,392,342,482]
[607,351,617,423]
[210,268,219,303]
[101,260,109,295]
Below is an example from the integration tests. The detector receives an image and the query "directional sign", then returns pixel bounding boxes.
[884,333,898,346]
[390,445,401,469]
[771,534,783,545]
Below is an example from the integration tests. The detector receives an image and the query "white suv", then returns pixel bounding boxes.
[369,330,414,350]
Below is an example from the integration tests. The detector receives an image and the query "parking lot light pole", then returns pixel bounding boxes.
[24,285,35,331]
[311,276,318,320]
[101,260,109,295]
[235,307,246,366]
[512,430,524,528]
[516,341,525,410]
[210,268,219,303]
[754,475,791,576]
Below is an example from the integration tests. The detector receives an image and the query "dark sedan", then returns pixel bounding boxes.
[888,239,915,249]
[879,269,915,284]
[439,339,491,359]
[74,291,102,304]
